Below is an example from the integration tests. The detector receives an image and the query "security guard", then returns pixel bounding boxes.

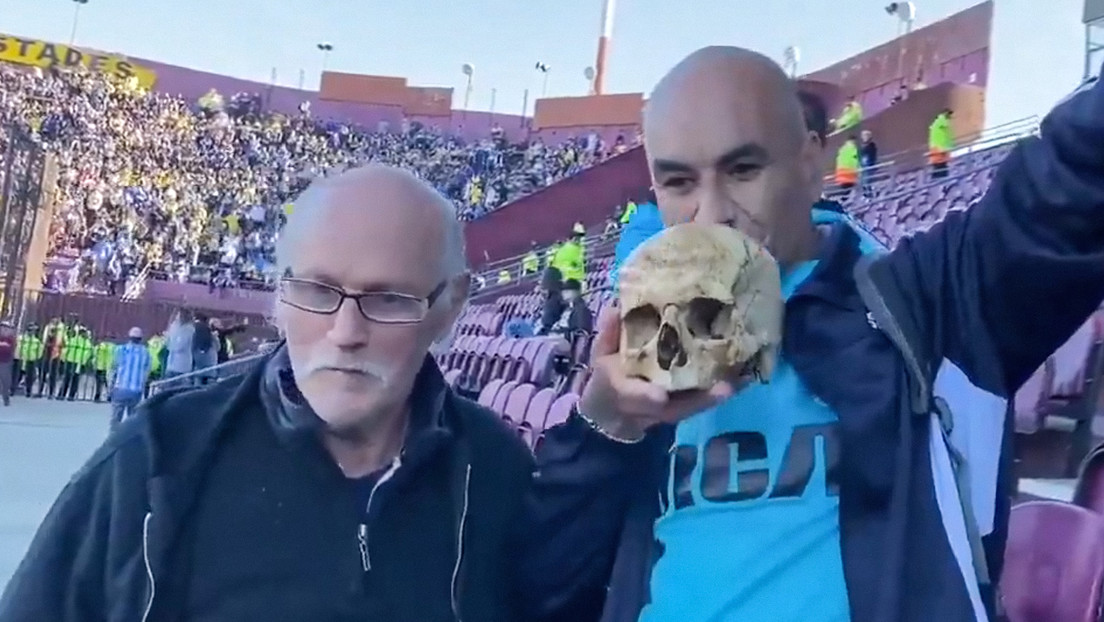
[92,336,116,402]
[15,324,43,397]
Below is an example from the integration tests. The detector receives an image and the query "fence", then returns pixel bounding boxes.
[7,346,270,404]
[9,353,119,403]
[147,351,268,396]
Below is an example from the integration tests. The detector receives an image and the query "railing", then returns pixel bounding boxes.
[121,262,151,301]
[147,351,267,396]
[820,115,1040,195]
[473,115,1041,286]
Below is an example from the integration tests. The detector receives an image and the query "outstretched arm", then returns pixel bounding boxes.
[881,73,1104,396]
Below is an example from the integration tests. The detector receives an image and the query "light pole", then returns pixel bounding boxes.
[461,63,475,109]
[317,42,334,73]
[782,46,801,79]
[584,66,596,95]
[70,0,89,46]
[535,62,550,97]
[885,3,916,86]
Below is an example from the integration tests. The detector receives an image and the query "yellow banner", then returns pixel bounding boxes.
[0,34,157,90]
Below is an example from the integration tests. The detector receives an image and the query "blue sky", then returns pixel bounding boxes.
[0,0,1088,121]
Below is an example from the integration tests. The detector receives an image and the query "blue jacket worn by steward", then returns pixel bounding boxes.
[524,73,1104,622]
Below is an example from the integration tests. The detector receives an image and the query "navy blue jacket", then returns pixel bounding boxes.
[523,72,1104,622]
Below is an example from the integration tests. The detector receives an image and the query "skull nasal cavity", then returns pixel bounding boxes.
[657,324,687,371]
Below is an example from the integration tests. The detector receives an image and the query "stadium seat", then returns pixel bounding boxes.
[1014,364,1050,435]
[543,393,579,430]
[528,338,569,387]
[503,383,537,422]
[491,381,520,414]
[524,387,558,429]
[443,368,462,387]
[1014,314,1104,475]
[477,379,505,409]
[1073,443,1104,515]
[1001,501,1104,622]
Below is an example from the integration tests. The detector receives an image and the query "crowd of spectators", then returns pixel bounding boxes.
[0,64,634,294]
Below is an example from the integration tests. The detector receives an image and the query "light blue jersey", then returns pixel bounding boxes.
[639,260,851,622]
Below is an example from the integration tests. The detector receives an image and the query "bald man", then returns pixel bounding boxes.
[525,48,1104,622]
[0,165,535,622]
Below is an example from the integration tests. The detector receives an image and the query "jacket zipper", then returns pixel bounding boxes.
[450,464,472,622]
[141,512,156,622]
[357,456,402,571]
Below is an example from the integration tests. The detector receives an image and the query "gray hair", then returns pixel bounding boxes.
[273,170,468,281]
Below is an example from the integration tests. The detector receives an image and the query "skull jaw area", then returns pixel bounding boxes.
[622,337,740,392]
[621,336,779,393]
[622,348,720,392]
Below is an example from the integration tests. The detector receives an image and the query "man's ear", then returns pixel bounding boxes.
[429,273,470,356]
[801,133,826,201]
[441,272,471,328]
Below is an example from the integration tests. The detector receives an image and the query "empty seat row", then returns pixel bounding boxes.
[1014,312,1104,475]
[1001,444,1104,622]
[474,378,579,449]
[438,335,570,393]
[455,307,506,336]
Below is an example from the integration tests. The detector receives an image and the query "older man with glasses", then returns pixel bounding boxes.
[0,165,536,622]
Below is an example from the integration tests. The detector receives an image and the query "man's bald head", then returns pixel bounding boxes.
[276,164,467,280]
[645,46,806,157]
[641,46,821,264]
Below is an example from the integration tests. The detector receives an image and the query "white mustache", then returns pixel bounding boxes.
[304,355,392,382]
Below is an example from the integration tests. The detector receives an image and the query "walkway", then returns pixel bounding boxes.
[0,396,109,590]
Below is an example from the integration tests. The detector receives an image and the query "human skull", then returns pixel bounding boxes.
[618,223,783,392]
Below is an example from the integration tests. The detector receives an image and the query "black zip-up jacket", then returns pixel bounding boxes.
[0,353,534,622]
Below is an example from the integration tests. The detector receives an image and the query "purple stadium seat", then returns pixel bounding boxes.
[491,381,520,414]
[477,379,505,408]
[1013,365,1048,434]
[443,368,462,387]
[1030,314,1104,474]
[503,383,537,422]
[524,387,558,427]
[489,312,506,335]
[455,338,485,387]
[1048,317,1101,397]
[486,339,517,381]
[570,331,591,364]
[543,393,578,431]
[528,338,570,387]
[566,366,589,395]
[509,338,546,383]
[467,336,507,391]
[1073,442,1104,515]
[1001,501,1104,622]
[517,422,536,449]
[503,339,533,381]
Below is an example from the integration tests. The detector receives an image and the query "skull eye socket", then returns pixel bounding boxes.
[686,297,729,339]
[623,304,661,349]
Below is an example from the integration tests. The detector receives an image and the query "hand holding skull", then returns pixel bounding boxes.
[578,224,784,438]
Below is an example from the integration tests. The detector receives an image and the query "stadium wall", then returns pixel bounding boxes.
[464,147,651,266]
[135,57,535,143]
[823,82,986,168]
[141,280,274,317]
[466,81,982,268]
[805,1,992,119]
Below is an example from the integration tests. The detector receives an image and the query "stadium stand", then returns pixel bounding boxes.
[10,2,1104,612]
[0,64,631,296]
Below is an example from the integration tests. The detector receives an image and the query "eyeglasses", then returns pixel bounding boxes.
[279,277,448,324]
